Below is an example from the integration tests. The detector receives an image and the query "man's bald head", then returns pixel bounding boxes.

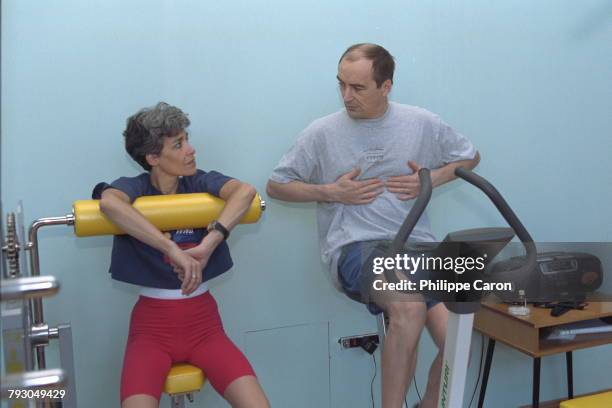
[339,43,395,88]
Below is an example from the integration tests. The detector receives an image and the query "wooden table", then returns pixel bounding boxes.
[473,298,612,408]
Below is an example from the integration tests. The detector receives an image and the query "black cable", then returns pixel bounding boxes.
[468,333,485,408]
[372,354,415,408]
[371,354,377,408]
[371,353,419,408]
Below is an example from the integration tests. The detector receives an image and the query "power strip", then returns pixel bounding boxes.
[338,333,379,353]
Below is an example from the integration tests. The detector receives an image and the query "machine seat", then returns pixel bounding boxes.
[164,363,206,395]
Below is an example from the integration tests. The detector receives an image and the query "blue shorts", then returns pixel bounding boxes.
[338,240,440,315]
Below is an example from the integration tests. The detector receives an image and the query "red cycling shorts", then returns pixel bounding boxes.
[120,291,255,402]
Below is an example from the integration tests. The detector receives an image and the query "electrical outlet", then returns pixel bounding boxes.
[338,333,379,349]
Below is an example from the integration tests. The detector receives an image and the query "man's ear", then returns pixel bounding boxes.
[381,79,393,97]
[145,153,159,168]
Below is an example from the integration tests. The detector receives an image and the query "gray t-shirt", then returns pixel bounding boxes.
[270,102,477,287]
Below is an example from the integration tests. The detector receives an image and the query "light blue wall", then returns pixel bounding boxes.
[2,1,611,407]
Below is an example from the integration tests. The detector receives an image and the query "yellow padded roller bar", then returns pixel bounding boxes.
[73,193,264,237]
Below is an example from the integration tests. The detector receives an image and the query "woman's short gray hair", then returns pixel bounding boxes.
[123,102,190,171]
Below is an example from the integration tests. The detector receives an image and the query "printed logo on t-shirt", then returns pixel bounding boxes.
[173,229,197,243]
[162,229,200,264]
[358,147,386,178]
[364,147,384,163]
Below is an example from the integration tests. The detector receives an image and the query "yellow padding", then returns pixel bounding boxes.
[560,391,612,408]
[73,193,264,237]
[164,363,206,395]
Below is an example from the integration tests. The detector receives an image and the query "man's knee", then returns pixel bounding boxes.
[385,301,427,331]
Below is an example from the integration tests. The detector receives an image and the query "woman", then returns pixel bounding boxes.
[94,102,269,408]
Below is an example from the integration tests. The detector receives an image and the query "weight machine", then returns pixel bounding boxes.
[1,194,265,407]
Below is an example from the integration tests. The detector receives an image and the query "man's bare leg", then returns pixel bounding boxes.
[418,303,448,408]
[380,301,428,408]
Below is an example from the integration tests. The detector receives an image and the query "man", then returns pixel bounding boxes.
[267,44,480,408]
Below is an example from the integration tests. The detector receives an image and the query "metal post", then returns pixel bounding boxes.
[170,395,185,408]
[26,215,73,370]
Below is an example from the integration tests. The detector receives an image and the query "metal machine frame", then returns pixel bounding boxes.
[2,205,78,408]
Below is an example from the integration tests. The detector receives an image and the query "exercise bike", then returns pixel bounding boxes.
[376,167,536,408]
